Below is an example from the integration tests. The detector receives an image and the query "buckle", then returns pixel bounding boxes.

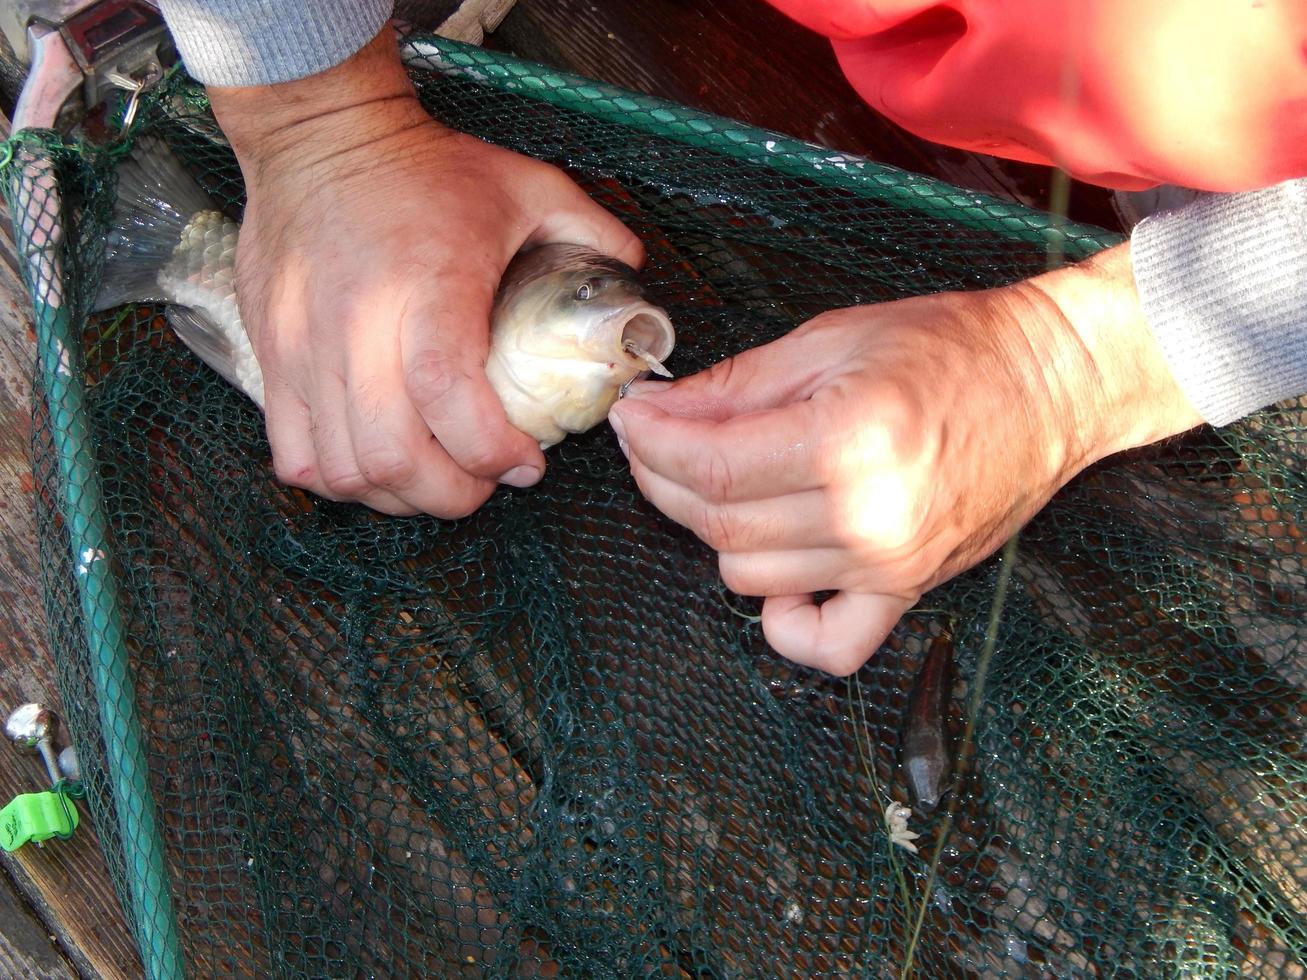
[11,0,171,131]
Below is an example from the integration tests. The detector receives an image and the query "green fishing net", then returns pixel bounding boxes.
[5,34,1304,979]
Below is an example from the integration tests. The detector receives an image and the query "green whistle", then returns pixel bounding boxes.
[0,788,80,851]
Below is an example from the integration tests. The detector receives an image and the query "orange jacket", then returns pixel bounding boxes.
[763,0,1307,191]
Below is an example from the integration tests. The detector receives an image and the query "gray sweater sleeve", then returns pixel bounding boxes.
[158,1,394,87]
[1131,178,1307,427]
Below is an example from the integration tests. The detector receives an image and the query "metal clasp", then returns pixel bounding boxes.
[9,0,171,132]
[103,60,160,130]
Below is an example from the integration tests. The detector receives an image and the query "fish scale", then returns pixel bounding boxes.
[157,210,265,405]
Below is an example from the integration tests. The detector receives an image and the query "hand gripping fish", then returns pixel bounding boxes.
[92,139,675,449]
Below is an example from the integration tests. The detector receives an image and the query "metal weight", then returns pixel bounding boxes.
[58,745,80,781]
[5,703,63,785]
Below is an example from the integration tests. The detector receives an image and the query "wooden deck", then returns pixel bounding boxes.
[0,1,1123,975]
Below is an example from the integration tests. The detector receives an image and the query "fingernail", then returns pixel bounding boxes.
[623,381,657,400]
[608,411,629,457]
[499,465,541,488]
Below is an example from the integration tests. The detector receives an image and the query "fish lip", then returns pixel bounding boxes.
[612,303,675,364]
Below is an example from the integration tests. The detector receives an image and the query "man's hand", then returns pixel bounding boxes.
[609,244,1202,674]
[208,29,642,517]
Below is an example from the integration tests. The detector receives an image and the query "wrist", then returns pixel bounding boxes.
[1010,243,1203,472]
[207,27,442,176]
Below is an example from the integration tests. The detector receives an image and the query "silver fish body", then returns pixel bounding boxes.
[157,209,261,402]
[94,141,674,449]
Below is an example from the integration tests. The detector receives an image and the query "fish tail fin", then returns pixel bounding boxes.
[93,136,216,312]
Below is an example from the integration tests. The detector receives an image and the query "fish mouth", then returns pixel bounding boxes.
[616,305,675,370]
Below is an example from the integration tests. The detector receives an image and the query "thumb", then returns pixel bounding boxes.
[623,329,822,421]
[528,180,646,271]
[761,591,915,676]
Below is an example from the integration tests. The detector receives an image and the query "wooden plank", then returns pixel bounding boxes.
[0,122,142,977]
[0,859,78,979]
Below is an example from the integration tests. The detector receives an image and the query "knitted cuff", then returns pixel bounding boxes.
[159,0,395,87]
[1132,179,1307,426]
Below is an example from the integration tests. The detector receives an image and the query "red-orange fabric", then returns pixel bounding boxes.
[763,0,1307,191]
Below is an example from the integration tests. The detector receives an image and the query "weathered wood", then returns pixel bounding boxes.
[437,0,519,45]
[0,851,137,980]
[0,859,78,979]
[0,109,142,977]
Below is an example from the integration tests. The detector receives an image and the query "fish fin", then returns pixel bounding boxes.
[94,136,215,312]
[165,305,264,406]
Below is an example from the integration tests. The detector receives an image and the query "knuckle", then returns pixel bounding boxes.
[896,552,938,593]
[440,501,480,520]
[816,647,869,678]
[371,499,420,518]
[272,457,316,489]
[864,380,926,458]
[628,463,651,500]
[432,486,493,521]
[693,501,736,551]
[689,448,737,503]
[705,355,737,386]
[404,351,463,407]
[356,446,416,490]
[320,465,370,498]
[837,471,921,553]
[732,510,780,552]
[454,437,512,478]
[702,356,741,398]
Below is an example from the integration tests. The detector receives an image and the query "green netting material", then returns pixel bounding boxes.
[5,34,1304,979]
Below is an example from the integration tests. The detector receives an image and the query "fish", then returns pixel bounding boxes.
[485,243,675,448]
[92,138,675,449]
[900,630,955,814]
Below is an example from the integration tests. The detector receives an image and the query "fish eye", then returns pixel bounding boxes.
[575,281,593,301]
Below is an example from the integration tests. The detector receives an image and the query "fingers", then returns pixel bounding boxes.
[399,278,547,485]
[264,388,317,489]
[262,356,491,517]
[619,327,829,419]
[528,179,646,270]
[717,548,923,599]
[615,398,831,504]
[265,377,499,519]
[627,455,837,552]
[343,377,496,519]
[265,384,417,515]
[311,406,417,515]
[761,592,915,676]
[718,549,854,597]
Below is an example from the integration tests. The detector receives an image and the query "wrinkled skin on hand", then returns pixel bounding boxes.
[210,31,641,517]
[610,246,1201,674]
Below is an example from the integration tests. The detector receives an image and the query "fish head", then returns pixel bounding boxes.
[487,243,676,447]
[492,244,675,374]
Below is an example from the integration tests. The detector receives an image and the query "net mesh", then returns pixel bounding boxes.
[5,36,1304,978]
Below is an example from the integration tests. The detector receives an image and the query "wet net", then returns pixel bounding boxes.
[5,34,1305,979]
